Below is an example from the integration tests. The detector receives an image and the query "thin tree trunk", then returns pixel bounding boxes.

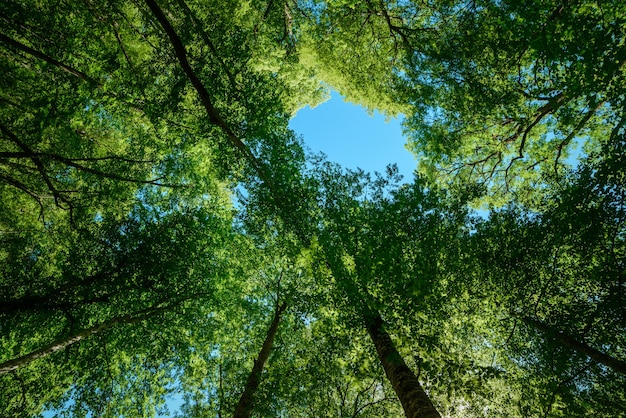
[365,312,441,418]
[0,307,164,375]
[521,315,626,375]
[233,302,287,418]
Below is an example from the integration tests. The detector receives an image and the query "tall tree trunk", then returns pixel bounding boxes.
[365,312,441,418]
[0,307,164,375]
[521,315,626,375]
[233,302,287,418]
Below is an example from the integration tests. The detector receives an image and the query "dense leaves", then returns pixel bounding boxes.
[0,0,624,417]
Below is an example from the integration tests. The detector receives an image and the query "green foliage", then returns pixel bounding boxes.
[1,0,625,416]
[296,0,412,116]
[399,0,626,204]
[0,199,237,416]
[465,136,626,415]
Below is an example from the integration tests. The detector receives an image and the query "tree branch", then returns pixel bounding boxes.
[0,124,179,191]
[0,305,168,375]
[521,316,626,375]
[554,101,604,176]
[0,32,94,82]
[143,0,271,186]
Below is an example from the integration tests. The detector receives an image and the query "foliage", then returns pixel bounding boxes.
[466,133,626,415]
[0,0,625,417]
[400,0,626,203]
[289,0,626,204]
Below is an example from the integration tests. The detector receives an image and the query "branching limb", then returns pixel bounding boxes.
[0,304,169,375]
[0,124,71,208]
[554,101,604,176]
[1,124,180,191]
[0,32,94,82]
[143,0,271,187]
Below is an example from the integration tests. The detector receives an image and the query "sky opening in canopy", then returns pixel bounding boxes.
[289,91,417,182]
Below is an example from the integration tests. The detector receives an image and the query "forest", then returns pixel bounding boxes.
[0,0,624,416]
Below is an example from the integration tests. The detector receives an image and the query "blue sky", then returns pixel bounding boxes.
[289,91,417,182]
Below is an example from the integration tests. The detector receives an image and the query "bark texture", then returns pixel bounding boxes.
[365,312,441,418]
[233,302,287,418]
[522,316,626,375]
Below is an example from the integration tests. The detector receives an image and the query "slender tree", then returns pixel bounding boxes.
[0,305,168,375]
[233,301,287,418]
[520,315,626,376]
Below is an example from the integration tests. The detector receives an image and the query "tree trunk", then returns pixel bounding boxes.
[0,307,164,375]
[365,312,441,418]
[521,315,626,375]
[233,302,287,418]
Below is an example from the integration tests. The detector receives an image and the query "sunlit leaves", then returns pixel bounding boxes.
[399,0,626,204]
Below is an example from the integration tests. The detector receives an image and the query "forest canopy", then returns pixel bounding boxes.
[0,0,624,417]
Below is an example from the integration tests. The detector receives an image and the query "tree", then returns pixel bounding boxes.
[0,198,241,416]
[289,0,626,204]
[0,0,177,225]
[1,1,321,415]
[465,134,626,415]
[309,164,475,417]
[0,303,171,376]
[2,0,626,416]
[364,311,440,418]
[400,0,626,203]
[294,0,412,115]
[233,300,288,418]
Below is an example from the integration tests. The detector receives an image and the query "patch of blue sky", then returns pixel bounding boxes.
[290,90,418,183]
